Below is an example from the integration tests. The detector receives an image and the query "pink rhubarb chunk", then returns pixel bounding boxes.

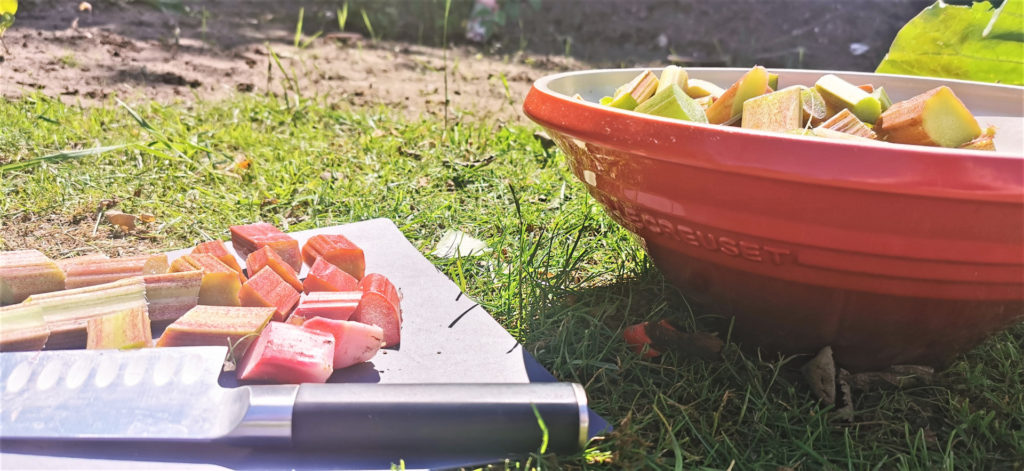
[352,289,401,348]
[237,321,335,383]
[302,257,359,294]
[63,254,169,289]
[301,234,365,279]
[239,267,300,321]
[302,317,384,369]
[247,246,303,292]
[230,223,302,272]
[358,273,401,320]
[292,291,361,322]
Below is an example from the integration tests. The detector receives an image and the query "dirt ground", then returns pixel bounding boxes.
[0,0,929,122]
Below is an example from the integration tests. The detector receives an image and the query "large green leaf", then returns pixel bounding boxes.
[876,0,1024,85]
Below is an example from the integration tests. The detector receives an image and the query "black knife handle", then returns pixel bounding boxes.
[292,383,589,456]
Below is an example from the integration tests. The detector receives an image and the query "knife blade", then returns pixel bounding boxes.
[0,347,589,456]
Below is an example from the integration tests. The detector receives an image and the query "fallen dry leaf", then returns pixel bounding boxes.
[802,346,837,405]
[105,210,136,231]
[138,213,156,223]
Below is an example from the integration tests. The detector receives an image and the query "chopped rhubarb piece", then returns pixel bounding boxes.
[142,270,202,324]
[301,234,365,279]
[352,289,401,348]
[237,321,335,383]
[284,313,307,326]
[302,317,384,369]
[0,303,50,351]
[705,65,770,125]
[0,250,66,306]
[55,252,108,272]
[239,267,300,321]
[818,108,877,140]
[170,254,241,306]
[63,254,169,289]
[192,239,245,280]
[358,273,401,320]
[26,278,149,349]
[86,305,152,350]
[230,222,302,272]
[303,257,359,294]
[247,246,303,292]
[156,305,274,355]
[623,322,661,358]
[293,291,362,321]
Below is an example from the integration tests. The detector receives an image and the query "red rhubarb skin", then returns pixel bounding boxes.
[239,267,300,322]
[301,234,365,280]
[192,240,245,281]
[303,257,360,294]
[230,223,302,272]
[293,291,361,321]
[352,291,401,347]
[247,246,303,292]
[358,273,401,320]
[623,322,660,358]
[237,321,335,383]
[302,317,384,369]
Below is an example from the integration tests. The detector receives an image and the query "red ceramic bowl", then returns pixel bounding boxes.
[523,68,1024,371]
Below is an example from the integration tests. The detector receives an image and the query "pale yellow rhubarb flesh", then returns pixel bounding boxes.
[685,78,725,99]
[656,66,688,94]
[62,254,169,289]
[170,254,241,306]
[959,126,997,151]
[143,270,202,324]
[874,86,982,148]
[156,305,274,356]
[0,250,66,306]
[741,86,803,132]
[800,87,830,126]
[0,303,50,351]
[86,305,152,349]
[26,277,149,349]
[818,108,878,140]
[192,240,246,283]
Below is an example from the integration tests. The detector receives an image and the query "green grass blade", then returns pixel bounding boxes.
[337,3,348,31]
[0,144,129,172]
[293,7,304,48]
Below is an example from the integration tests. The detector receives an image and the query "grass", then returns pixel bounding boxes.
[1,93,1022,470]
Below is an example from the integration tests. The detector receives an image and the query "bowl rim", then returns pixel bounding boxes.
[529,66,1024,161]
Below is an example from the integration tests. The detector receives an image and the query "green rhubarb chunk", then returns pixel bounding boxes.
[86,305,152,350]
[0,303,49,351]
[871,86,892,113]
[767,73,779,91]
[634,84,708,123]
[705,65,770,125]
[656,65,689,94]
[815,74,882,124]
[27,278,149,349]
[741,86,802,132]
[599,96,613,105]
[607,70,659,110]
[156,305,275,355]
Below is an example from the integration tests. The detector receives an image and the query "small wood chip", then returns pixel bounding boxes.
[105,210,136,231]
[802,346,837,405]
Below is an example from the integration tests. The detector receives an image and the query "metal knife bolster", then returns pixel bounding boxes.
[224,385,299,443]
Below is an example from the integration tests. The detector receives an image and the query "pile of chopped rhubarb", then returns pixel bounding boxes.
[596,65,995,151]
[0,223,402,384]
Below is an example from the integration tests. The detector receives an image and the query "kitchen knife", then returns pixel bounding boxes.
[0,347,589,457]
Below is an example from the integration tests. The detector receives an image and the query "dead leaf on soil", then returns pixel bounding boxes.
[431,230,491,258]
[802,346,837,405]
[138,213,156,223]
[105,210,136,231]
